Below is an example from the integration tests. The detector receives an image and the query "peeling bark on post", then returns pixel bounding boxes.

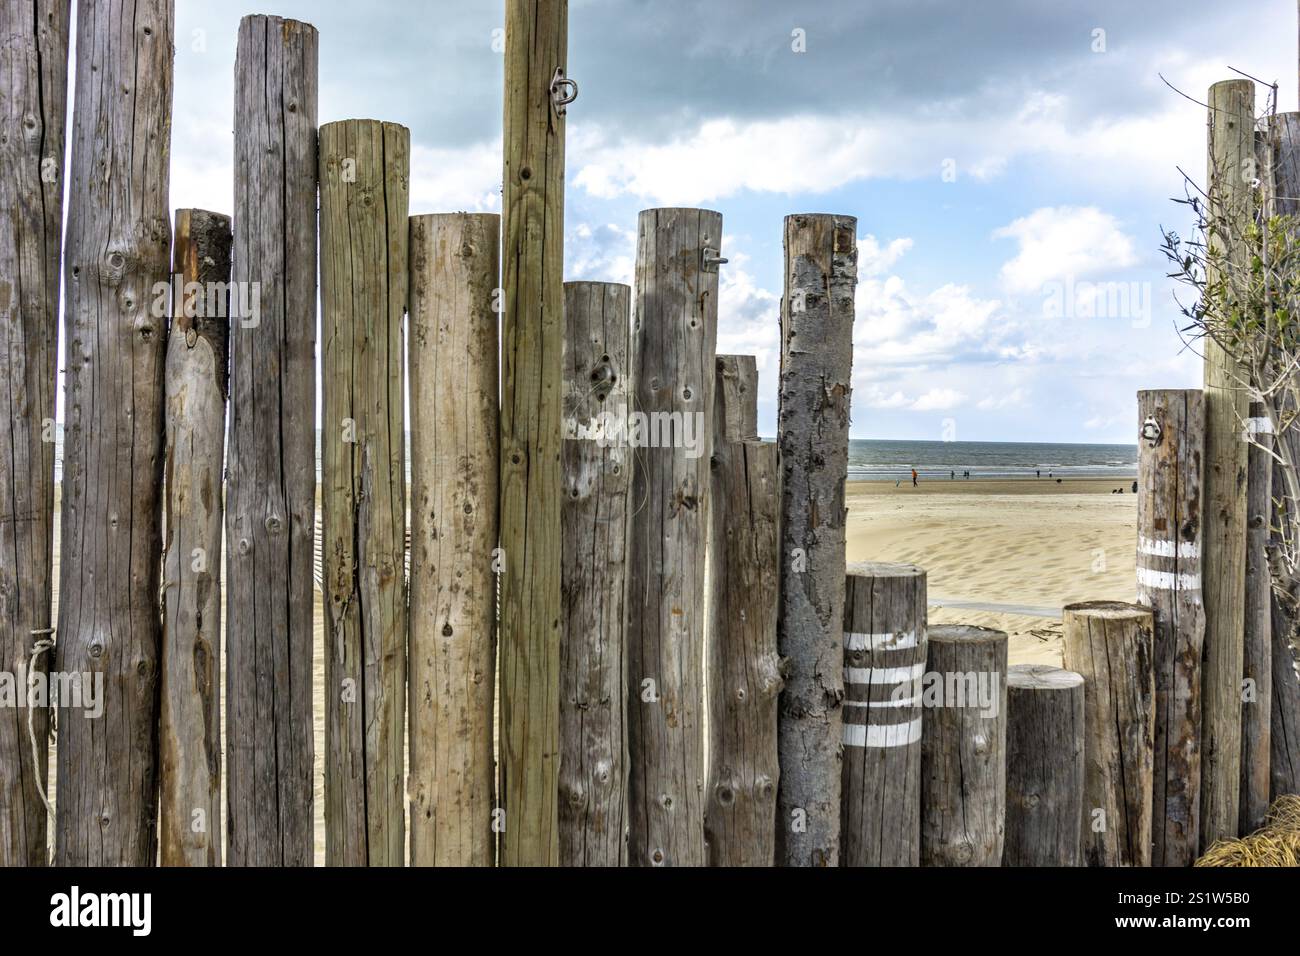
[921,625,1007,867]
[1200,79,1254,850]
[1135,388,1206,866]
[226,14,318,866]
[627,207,721,867]
[0,0,69,868]
[54,0,172,867]
[705,355,781,867]
[560,281,631,867]
[841,562,926,867]
[320,119,409,867]
[1241,402,1273,833]
[1004,665,1085,867]
[408,213,500,867]
[499,0,568,867]
[160,209,230,867]
[776,213,856,867]
[1064,601,1156,867]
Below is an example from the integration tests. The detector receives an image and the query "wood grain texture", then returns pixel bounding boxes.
[1241,401,1272,833]
[705,355,780,867]
[54,0,172,866]
[921,625,1007,867]
[408,213,500,867]
[499,0,568,867]
[627,207,721,867]
[776,213,856,867]
[1004,665,1084,867]
[0,0,69,867]
[160,209,230,867]
[560,281,631,867]
[226,14,318,866]
[320,118,409,867]
[1063,601,1155,866]
[1200,79,1253,850]
[841,562,925,867]
[1135,388,1206,865]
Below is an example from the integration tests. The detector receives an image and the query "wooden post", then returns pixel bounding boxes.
[705,355,781,867]
[776,213,857,867]
[1063,601,1155,866]
[1242,402,1273,832]
[54,0,172,866]
[559,281,632,867]
[1269,112,1300,800]
[407,213,500,867]
[320,119,409,867]
[0,0,69,868]
[627,207,722,867]
[226,13,318,867]
[1135,388,1206,865]
[499,0,568,867]
[1004,665,1085,867]
[921,625,1007,867]
[159,210,230,867]
[841,562,926,867]
[1200,79,1254,849]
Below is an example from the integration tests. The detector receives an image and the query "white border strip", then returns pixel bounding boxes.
[844,662,927,685]
[1136,566,1201,591]
[1137,535,1200,559]
[843,630,919,651]
[843,717,923,748]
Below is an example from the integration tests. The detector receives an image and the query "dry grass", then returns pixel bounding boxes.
[1196,795,1300,867]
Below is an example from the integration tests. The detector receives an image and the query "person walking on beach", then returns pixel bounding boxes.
[911,468,918,487]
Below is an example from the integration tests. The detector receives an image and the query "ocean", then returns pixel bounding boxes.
[842,439,1137,482]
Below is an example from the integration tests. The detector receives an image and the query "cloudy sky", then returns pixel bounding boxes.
[156,0,1299,443]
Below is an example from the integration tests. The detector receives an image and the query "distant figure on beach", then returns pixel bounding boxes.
[1036,469,1040,478]
[950,470,955,479]
[1132,480,1138,493]
[911,468,918,487]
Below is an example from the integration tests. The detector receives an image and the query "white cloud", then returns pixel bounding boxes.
[859,234,914,276]
[409,140,502,214]
[993,205,1138,294]
[910,388,968,411]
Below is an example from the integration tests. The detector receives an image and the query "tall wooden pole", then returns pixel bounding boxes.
[499,0,568,867]
[227,14,318,867]
[560,281,632,867]
[0,0,69,867]
[408,213,500,867]
[1268,111,1300,800]
[320,119,409,867]
[841,562,926,867]
[705,355,781,867]
[1200,79,1254,851]
[1135,388,1206,865]
[627,207,722,867]
[1241,402,1273,833]
[776,213,857,867]
[159,210,230,867]
[54,0,172,866]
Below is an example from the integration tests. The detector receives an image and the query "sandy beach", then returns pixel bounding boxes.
[847,476,1137,667]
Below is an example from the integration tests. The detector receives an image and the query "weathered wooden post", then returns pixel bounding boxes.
[841,562,926,867]
[1269,111,1300,800]
[226,13,318,866]
[776,213,857,867]
[560,281,632,867]
[1135,388,1206,866]
[1242,402,1273,833]
[55,0,172,866]
[1004,664,1085,867]
[705,355,781,867]
[0,0,69,868]
[1200,79,1254,849]
[407,213,500,867]
[320,118,409,867]
[627,207,722,867]
[1063,601,1155,866]
[499,0,568,867]
[921,625,1007,867]
[159,210,230,867]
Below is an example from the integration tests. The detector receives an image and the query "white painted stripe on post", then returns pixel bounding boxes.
[1136,566,1201,591]
[844,662,927,685]
[843,695,921,709]
[1244,417,1274,438]
[843,629,919,651]
[843,717,923,748]
[1137,535,1200,559]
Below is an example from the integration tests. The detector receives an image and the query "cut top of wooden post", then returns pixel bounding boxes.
[1007,664,1084,692]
